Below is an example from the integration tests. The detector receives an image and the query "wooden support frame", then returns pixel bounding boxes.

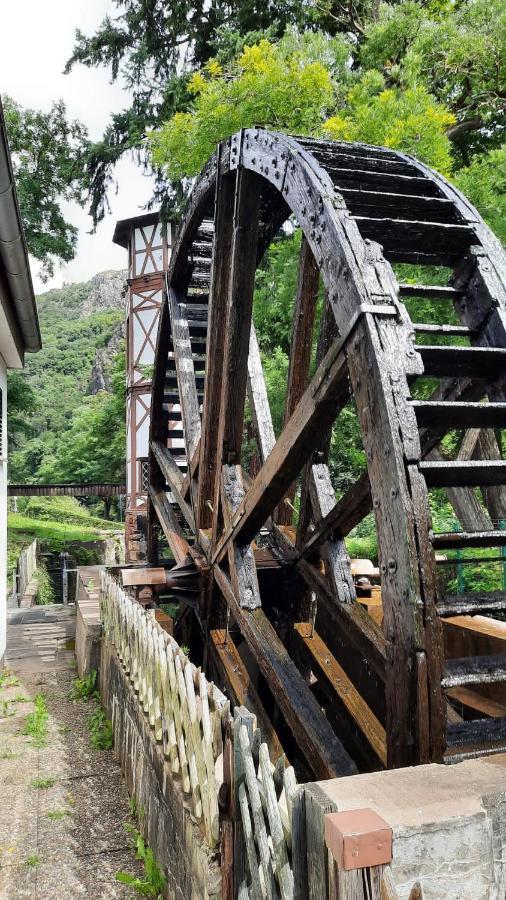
[148,126,506,780]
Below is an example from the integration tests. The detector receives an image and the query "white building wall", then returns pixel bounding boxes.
[0,354,7,663]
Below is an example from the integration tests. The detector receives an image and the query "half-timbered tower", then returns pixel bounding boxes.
[113,213,174,562]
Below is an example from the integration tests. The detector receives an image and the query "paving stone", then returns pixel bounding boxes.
[0,605,142,898]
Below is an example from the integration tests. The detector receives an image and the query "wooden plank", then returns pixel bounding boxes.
[420,459,506,488]
[446,686,506,718]
[167,287,202,460]
[148,486,190,565]
[304,783,337,900]
[213,564,358,779]
[210,629,285,763]
[442,655,506,688]
[220,167,262,465]
[247,323,276,464]
[437,593,506,618]
[120,567,166,587]
[273,521,387,680]
[294,623,387,766]
[233,708,257,895]
[277,237,320,525]
[308,464,356,603]
[214,334,350,559]
[222,465,261,611]
[425,447,491,533]
[151,439,195,531]
[299,472,371,559]
[197,165,236,532]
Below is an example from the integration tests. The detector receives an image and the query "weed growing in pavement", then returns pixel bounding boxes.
[22,693,49,747]
[0,699,15,718]
[13,694,28,703]
[70,670,98,702]
[88,708,113,750]
[0,747,18,760]
[45,809,69,821]
[30,776,57,790]
[116,825,166,898]
[25,855,40,868]
[0,670,19,689]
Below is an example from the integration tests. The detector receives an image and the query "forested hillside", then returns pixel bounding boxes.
[8,270,126,488]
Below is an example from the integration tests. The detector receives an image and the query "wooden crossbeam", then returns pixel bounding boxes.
[209,629,286,763]
[151,440,195,531]
[299,471,371,559]
[213,334,351,560]
[148,486,190,565]
[212,564,358,779]
[294,623,387,766]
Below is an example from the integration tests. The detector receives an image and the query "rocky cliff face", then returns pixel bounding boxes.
[88,320,125,394]
[80,270,127,318]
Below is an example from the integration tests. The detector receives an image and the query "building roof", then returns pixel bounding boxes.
[0,96,41,360]
[113,211,161,249]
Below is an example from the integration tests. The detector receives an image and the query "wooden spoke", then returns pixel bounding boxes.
[197,166,236,532]
[299,471,371,559]
[277,237,320,525]
[214,334,350,560]
[247,323,275,464]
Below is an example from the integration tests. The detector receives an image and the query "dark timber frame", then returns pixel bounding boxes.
[148,128,506,777]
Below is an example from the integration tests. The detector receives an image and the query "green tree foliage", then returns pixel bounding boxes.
[3,97,88,279]
[37,351,125,486]
[6,373,36,449]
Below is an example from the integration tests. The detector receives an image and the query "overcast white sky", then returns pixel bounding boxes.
[0,0,155,293]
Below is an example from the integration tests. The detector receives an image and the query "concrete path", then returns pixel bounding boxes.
[0,604,142,898]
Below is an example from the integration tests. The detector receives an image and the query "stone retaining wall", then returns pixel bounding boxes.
[100,639,221,900]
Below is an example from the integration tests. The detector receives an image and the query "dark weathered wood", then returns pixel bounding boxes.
[295,623,387,766]
[210,629,285,763]
[247,323,276,464]
[442,655,506,688]
[353,216,473,261]
[426,448,491,533]
[151,439,195,531]
[432,530,506,549]
[273,522,387,681]
[437,592,506,618]
[412,401,506,430]
[214,335,350,558]
[7,483,125,497]
[213,563,358,779]
[220,168,262,465]
[475,429,506,523]
[399,283,463,301]
[446,714,506,748]
[299,472,371,559]
[277,237,320,525]
[308,464,356,603]
[148,485,190,565]
[420,459,506,488]
[221,465,261,611]
[197,166,236,532]
[418,344,506,378]
[304,784,337,900]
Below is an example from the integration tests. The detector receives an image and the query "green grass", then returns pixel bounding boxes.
[30,776,57,790]
[25,854,40,868]
[88,708,113,750]
[116,826,166,898]
[70,670,99,702]
[45,809,69,821]
[0,670,20,689]
[23,693,49,748]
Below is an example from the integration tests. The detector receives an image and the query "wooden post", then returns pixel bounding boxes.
[233,706,256,892]
[304,784,338,900]
[324,808,393,900]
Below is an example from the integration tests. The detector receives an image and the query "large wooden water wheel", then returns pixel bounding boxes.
[148,128,506,779]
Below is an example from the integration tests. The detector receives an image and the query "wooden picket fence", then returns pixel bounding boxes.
[100,571,298,892]
[100,570,228,848]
